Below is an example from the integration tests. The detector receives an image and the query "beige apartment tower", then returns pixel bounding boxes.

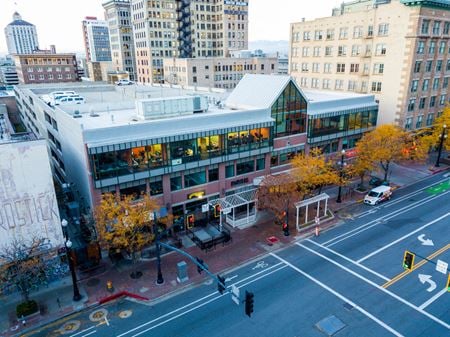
[131,0,249,84]
[289,0,450,130]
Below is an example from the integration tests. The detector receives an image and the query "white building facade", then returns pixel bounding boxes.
[82,17,113,63]
[4,12,39,55]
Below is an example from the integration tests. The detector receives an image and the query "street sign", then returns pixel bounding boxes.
[315,217,320,225]
[436,260,448,274]
[201,204,209,213]
[231,284,240,305]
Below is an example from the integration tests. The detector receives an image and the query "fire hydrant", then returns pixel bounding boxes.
[106,280,114,292]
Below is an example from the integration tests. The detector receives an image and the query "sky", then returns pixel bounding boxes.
[0,0,340,54]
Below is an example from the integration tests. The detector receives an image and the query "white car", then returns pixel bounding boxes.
[115,79,134,86]
[364,185,392,205]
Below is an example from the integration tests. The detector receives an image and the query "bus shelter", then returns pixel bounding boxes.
[294,193,330,230]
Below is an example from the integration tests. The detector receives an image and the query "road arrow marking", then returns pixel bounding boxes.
[225,275,238,282]
[417,234,434,246]
[418,274,437,292]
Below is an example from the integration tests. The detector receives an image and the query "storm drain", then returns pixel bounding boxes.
[315,315,346,336]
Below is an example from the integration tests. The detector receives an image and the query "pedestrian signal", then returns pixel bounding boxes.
[214,204,221,218]
[186,214,195,229]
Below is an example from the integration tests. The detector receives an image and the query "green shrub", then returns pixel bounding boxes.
[16,300,38,317]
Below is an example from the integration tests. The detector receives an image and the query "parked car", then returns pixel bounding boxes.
[364,185,392,205]
[369,176,384,187]
[115,79,134,86]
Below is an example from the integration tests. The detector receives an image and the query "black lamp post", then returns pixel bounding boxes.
[435,124,447,167]
[336,149,346,203]
[153,212,164,285]
[61,219,82,301]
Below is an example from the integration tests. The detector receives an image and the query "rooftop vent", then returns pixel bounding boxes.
[73,110,82,118]
[89,108,99,117]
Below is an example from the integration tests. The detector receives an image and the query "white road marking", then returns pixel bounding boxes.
[104,315,110,326]
[296,243,450,329]
[418,274,437,292]
[419,288,448,310]
[325,192,450,248]
[417,234,434,246]
[270,253,405,337]
[304,240,390,282]
[116,262,285,337]
[252,260,269,270]
[225,275,238,282]
[80,331,97,337]
[357,213,450,263]
[69,326,96,337]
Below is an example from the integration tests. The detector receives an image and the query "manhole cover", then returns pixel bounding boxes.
[118,310,132,319]
[316,315,346,336]
[89,308,108,322]
[59,320,81,334]
[86,278,100,287]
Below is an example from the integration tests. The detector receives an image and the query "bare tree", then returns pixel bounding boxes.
[0,236,48,302]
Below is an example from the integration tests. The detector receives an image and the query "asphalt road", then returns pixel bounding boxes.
[25,172,450,337]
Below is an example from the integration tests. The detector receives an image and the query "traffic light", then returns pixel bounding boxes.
[282,222,289,236]
[214,204,221,218]
[186,214,195,229]
[217,275,226,294]
[403,251,415,271]
[196,257,204,274]
[245,291,254,317]
[447,273,450,292]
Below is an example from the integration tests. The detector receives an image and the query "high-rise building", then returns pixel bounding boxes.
[103,0,136,81]
[289,0,450,130]
[0,57,19,85]
[131,0,249,84]
[4,12,39,54]
[81,17,113,62]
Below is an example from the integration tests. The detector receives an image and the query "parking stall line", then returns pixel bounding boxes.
[296,243,450,329]
[303,239,390,282]
[270,252,405,337]
[357,214,450,263]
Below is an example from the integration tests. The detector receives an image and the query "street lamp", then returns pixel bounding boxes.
[153,212,164,285]
[435,124,447,167]
[61,219,82,301]
[336,149,346,203]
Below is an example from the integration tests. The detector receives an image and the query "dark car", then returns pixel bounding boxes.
[369,176,389,187]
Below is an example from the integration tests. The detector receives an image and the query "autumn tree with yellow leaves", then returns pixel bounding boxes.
[257,149,339,225]
[355,124,427,182]
[94,193,160,276]
[422,106,450,154]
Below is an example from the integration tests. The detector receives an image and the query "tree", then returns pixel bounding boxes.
[355,124,426,181]
[0,237,48,303]
[290,148,340,195]
[422,106,450,152]
[94,193,159,277]
[348,140,377,190]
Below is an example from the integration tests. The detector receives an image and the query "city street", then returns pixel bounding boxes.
[24,172,450,337]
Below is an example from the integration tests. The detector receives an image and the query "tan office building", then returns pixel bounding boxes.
[131,0,249,84]
[163,55,278,89]
[289,0,450,130]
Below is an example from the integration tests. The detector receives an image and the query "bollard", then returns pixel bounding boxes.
[106,280,114,292]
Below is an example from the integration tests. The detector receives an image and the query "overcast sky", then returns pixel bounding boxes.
[0,0,341,53]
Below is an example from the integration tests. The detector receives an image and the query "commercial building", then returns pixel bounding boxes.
[81,17,112,63]
[289,0,450,130]
[0,105,64,252]
[13,52,80,84]
[14,75,377,228]
[103,0,136,81]
[4,12,39,55]
[163,54,278,89]
[131,0,249,83]
[0,57,19,85]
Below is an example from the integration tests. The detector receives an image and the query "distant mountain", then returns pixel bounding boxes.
[248,40,289,55]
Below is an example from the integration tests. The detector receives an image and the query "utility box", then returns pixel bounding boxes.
[176,261,189,283]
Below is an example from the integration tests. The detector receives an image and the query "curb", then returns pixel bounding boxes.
[98,291,149,305]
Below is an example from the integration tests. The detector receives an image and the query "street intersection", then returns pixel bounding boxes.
[24,172,450,337]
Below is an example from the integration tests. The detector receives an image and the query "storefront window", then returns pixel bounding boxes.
[270,155,279,167]
[208,168,219,181]
[256,158,265,171]
[170,139,198,163]
[93,152,117,179]
[236,160,254,175]
[225,164,235,178]
[184,171,207,188]
[130,146,148,172]
[120,184,146,200]
[116,149,132,175]
[170,176,182,191]
[150,180,163,195]
[197,135,223,159]
[148,144,165,168]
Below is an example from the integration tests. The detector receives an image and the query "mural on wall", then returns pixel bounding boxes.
[0,140,63,250]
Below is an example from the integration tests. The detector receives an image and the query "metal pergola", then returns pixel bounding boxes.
[209,188,258,229]
[294,193,330,230]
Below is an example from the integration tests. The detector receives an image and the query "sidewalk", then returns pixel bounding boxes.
[1,159,448,337]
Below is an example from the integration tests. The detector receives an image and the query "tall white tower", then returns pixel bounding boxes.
[4,12,39,54]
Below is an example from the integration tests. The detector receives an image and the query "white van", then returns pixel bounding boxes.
[364,185,392,205]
